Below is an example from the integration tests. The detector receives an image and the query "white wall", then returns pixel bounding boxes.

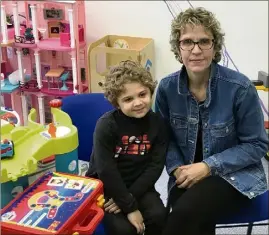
[85,1,268,81]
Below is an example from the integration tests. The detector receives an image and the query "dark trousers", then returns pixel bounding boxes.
[103,190,166,235]
[162,176,251,235]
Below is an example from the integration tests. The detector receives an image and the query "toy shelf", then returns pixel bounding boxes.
[88,35,154,93]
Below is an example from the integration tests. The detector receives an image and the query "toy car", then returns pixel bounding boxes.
[1,139,14,159]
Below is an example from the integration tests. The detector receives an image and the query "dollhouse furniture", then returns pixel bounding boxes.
[59,71,70,91]
[1,0,89,125]
[87,35,154,93]
[60,25,84,47]
[45,67,64,89]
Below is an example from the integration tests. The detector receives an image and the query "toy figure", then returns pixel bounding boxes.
[1,73,5,88]
[48,123,57,138]
[1,139,14,159]
[24,27,34,43]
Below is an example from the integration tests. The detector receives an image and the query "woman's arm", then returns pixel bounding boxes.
[203,83,268,176]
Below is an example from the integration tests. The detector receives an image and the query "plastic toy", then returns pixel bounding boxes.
[8,69,26,85]
[1,100,79,208]
[1,1,89,125]
[48,123,57,138]
[1,172,104,235]
[1,139,14,159]
[14,27,35,44]
[1,73,5,87]
[1,106,21,126]
[49,98,62,108]
[59,72,70,91]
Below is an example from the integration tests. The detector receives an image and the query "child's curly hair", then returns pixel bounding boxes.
[170,7,225,63]
[100,60,157,107]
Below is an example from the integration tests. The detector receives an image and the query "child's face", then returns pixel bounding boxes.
[117,82,152,118]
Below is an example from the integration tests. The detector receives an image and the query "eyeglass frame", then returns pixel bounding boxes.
[179,39,215,51]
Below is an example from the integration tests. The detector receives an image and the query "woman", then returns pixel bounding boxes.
[155,7,268,235]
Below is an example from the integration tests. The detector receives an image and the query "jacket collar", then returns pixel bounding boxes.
[177,62,218,108]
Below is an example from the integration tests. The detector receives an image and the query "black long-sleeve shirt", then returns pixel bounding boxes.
[86,109,168,214]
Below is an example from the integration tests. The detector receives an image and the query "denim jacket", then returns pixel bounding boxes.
[155,62,268,199]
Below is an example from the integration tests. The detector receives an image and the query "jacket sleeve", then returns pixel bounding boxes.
[128,118,168,199]
[155,80,186,175]
[203,83,269,176]
[93,117,138,214]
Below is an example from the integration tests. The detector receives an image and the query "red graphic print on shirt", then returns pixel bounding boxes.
[115,135,151,157]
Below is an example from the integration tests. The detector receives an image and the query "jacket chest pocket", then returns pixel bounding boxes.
[210,118,237,153]
[170,115,188,146]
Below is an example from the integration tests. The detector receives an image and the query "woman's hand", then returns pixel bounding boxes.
[104,198,121,214]
[175,163,211,188]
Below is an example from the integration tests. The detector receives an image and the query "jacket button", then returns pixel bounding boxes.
[230,177,235,181]
[250,192,254,196]
[204,123,208,128]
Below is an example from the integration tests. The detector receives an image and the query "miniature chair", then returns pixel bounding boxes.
[216,190,269,235]
[59,72,70,91]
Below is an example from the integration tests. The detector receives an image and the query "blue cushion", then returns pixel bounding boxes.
[62,93,114,162]
[218,190,269,224]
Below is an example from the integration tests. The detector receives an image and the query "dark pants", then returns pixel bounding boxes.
[162,176,250,235]
[103,190,166,235]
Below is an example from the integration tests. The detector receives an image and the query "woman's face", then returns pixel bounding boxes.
[179,24,216,74]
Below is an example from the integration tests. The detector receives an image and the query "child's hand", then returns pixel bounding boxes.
[104,198,121,214]
[127,210,145,234]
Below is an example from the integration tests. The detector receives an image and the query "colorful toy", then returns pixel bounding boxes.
[8,69,26,85]
[1,106,21,126]
[48,123,57,138]
[14,27,35,44]
[1,1,89,125]
[1,139,14,159]
[1,101,79,208]
[1,172,104,235]
[1,73,5,87]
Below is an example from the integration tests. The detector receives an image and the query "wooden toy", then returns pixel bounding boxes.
[88,35,154,93]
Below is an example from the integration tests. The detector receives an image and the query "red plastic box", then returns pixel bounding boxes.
[1,172,104,235]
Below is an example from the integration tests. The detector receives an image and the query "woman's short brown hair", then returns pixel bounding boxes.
[170,7,225,63]
[100,60,157,107]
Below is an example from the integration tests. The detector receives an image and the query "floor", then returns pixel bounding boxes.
[155,158,269,235]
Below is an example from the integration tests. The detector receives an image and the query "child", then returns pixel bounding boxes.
[86,60,168,235]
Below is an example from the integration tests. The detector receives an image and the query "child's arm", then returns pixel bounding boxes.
[94,117,138,214]
[128,118,168,199]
